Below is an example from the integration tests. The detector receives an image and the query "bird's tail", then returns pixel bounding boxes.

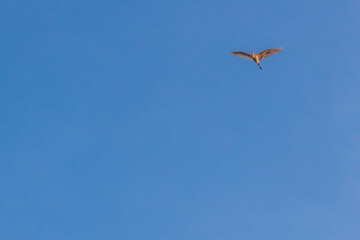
[258,64,262,70]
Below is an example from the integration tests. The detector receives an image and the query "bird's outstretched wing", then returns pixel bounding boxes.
[258,48,282,60]
[231,51,253,60]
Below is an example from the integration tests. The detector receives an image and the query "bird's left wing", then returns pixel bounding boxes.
[258,48,282,60]
[231,51,253,60]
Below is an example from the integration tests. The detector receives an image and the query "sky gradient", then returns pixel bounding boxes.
[1,0,360,239]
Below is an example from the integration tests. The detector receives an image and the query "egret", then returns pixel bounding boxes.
[231,48,282,70]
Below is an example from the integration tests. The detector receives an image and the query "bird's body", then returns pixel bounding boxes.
[231,48,282,70]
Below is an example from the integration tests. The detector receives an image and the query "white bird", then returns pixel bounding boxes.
[231,48,282,70]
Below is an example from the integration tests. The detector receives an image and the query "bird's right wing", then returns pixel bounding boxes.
[231,51,253,60]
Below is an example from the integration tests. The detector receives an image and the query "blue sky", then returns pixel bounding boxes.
[1,0,360,239]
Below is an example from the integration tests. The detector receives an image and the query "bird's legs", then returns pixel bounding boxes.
[258,64,262,70]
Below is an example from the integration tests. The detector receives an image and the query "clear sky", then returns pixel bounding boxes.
[1,0,360,239]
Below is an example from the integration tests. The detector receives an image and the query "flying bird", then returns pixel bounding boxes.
[231,48,282,70]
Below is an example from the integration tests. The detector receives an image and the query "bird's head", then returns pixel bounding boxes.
[251,51,255,58]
